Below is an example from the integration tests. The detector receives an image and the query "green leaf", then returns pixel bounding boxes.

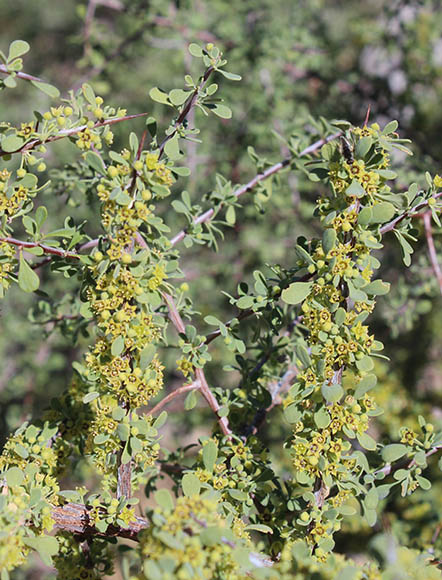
[211,104,232,119]
[84,151,106,175]
[1,134,24,152]
[83,391,99,404]
[35,206,48,229]
[357,432,377,451]
[382,120,398,134]
[236,295,254,309]
[111,335,125,356]
[226,205,236,225]
[354,374,377,398]
[149,87,170,105]
[245,524,273,534]
[30,81,60,98]
[8,40,30,61]
[322,228,336,254]
[82,83,96,104]
[164,134,181,160]
[188,43,203,57]
[184,389,198,410]
[381,444,408,463]
[364,507,377,527]
[168,89,188,106]
[18,254,40,292]
[365,487,378,509]
[150,412,166,432]
[281,281,313,305]
[314,408,331,429]
[355,137,372,159]
[370,202,395,224]
[202,440,217,472]
[284,404,301,423]
[416,475,431,490]
[140,344,156,369]
[364,279,390,296]
[218,70,242,81]
[23,536,59,567]
[117,423,130,442]
[296,344,311,368]
[393,231,413,267]
[182,473,201,497]
[5,466,24,487]
[321,382,343,403]
[355,355,374,372]
[346,180,366,197]
[154,489,174,511]
[143,561,162,580]
[358,207,372,226]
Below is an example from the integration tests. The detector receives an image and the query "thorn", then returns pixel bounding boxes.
[363,104,371,127]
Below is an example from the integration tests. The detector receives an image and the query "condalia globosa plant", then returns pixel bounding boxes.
[0,40,442,579]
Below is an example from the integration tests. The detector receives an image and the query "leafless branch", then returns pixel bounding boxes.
[423,211,442,295]
[161,291,232,437]
[147,381,201,416]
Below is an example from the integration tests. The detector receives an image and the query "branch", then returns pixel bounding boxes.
[380,192,442,235]
[51,502,147,541]
[375,444,442,479]
[242,364,298,437]
[161,291,232,437]
[169,131,342,247]
[158,65,215,159]
[0,236,81,259]
[0,112,150,157]
[0,64,50,85]
[51,501,272,568]
[423,211,442,295]
[147,381,201,416]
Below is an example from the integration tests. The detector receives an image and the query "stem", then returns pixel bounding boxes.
[147,381,201,416]
[0,236,81,259]
[169,132,342,247]
[51,502,146,541]
[0,112,150,157]
[116,399,132,500]
[158,65,215,159]
[423,211,442,295]
[374,444,442,479]
[0,64,50,85]
[161,291,232,437]
[380,192,442,235]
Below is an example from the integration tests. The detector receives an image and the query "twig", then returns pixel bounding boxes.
[161,291,232,437]
[0,236,81,259]
[375,444,442,478]
[0,65,50,85]
[0,112,150,157]
[204,308,253,345]
[51,500,272,568]
[147,381,201,416]
[116,400,131,499]
[158,65,215,159]
[380,192,442,235]
[51,502,146,541]
[423,211,442,295]
[243,364,298,436]
[169,131,342,247]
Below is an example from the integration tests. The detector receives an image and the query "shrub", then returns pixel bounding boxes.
[0,33,441,580]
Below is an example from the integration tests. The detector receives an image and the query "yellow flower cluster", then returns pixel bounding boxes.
[138,496,249,580]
